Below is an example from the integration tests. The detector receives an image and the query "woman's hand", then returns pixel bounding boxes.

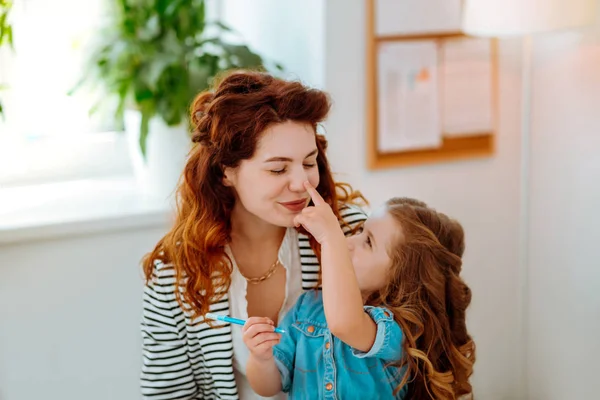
[243,317,281,362]
[294,181,345,246]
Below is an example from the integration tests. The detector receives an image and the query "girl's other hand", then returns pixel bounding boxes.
[242,317,281,361]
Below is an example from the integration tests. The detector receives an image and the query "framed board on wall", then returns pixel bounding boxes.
[366,0,498,169]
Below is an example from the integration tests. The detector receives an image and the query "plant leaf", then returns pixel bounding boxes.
[73,0,282,157]
[145,55,178,90]
[139,102,152,161]
[222,43,264,68]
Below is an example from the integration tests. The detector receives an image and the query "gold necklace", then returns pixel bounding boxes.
[239,259,281,285]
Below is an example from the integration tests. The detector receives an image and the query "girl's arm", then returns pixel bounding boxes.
[319,228,377,352]
[244,295,301,395]
[243,317,283,396]
[294,182,377,352]
[246,353,282,396]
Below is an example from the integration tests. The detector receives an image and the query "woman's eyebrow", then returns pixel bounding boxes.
[264,149,318,163]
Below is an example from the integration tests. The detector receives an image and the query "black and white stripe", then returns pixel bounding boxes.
[141,204,366,399]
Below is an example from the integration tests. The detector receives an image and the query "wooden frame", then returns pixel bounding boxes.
[365,0,498,170]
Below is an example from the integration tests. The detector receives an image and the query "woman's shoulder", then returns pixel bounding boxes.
[337,202,367,231]
[149,258,176,279]
[145,258,179,296]
[142,259,188,320]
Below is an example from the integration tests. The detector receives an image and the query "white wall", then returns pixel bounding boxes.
[323,1,523,398]
[526,26,600,399]
[219,0,325,88]
[0,227,167,400]
[322,2,600,398]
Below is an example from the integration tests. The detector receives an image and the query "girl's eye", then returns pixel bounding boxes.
[303,163,316,169]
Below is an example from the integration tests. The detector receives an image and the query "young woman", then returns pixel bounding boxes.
[140,71,366,400]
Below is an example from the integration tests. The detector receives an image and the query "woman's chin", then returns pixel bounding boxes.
[271,214,297,229]
[263,206,303,228]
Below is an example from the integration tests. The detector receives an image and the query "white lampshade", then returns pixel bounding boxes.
[462,0,597,37]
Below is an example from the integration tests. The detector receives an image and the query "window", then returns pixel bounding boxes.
[0,0,131,187]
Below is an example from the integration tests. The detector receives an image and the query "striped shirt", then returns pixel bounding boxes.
[141,205,366,400]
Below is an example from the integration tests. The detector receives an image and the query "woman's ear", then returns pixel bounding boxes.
[222,166,235,187]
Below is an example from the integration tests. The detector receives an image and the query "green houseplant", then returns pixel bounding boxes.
[0,0,14,117]
[78,0,279,158]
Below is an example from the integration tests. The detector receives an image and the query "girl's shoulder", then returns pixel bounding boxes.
[297,289,323,306]
[292,290,326,323]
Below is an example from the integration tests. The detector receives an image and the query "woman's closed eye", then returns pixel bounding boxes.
[269,163,317,175]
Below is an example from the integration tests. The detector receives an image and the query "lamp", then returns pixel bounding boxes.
[463,0,596,37]
[461,0,596,396]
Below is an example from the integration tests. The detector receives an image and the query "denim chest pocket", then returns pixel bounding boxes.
[292,320,328,337]
[291,321,328,372]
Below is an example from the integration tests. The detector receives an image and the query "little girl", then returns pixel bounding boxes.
[242,182,475,399]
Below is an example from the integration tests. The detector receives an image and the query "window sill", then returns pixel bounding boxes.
[0,177,173,245]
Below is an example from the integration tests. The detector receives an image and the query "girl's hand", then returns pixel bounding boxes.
[243,317,281,362]
[294,181,345,245]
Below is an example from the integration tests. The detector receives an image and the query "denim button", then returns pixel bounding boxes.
[307,325,315,333]
[384,311,390,317]
[325,383,333,390]
[325,341,330,350]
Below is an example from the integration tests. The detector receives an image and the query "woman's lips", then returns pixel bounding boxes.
[279,199,308,212]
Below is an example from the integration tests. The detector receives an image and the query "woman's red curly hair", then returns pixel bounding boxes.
[143,70,364,319]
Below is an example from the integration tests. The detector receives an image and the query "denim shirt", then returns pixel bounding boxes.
[273,291,407,399]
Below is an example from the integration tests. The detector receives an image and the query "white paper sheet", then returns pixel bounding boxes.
[441,37,494,136]
[375,0,463,36]
[377,41,442,153]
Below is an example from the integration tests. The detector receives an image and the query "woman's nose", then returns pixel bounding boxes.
[289,167,308,192]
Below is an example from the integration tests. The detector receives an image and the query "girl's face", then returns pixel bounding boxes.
[347,206,401,295]
[224,121,321,228]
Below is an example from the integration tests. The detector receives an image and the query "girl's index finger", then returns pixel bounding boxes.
[303,181,325,206]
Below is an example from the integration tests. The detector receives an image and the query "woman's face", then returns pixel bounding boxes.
[224,121,321,228]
